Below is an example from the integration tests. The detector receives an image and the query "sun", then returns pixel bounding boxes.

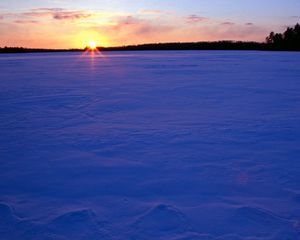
[88,41,97,50]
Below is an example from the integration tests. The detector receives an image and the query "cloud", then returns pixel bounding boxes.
[221,21,235,26]
[21,8,92,20]
[117,15,142,25]
[245,22,254,26]
[14,20,39,24]
[186,15,208,24]
[119,15,171,32]
[203,23,268,41]
[53,12,92,20]
[31,8,64,12]
[92,14,177,46]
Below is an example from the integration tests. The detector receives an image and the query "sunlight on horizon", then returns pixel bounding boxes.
[70,30,109,49]
[89,41,97,50]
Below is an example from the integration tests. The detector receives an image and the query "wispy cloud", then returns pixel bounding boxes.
[221,21,235,26]
[14,20,39,24]
[289,16,300,20]
[31,8,65,12]
[186,15,208,24]
[53,12,92,20]
[22,8,93,20]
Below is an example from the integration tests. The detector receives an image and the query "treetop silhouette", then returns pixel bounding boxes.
[266,23,300,50]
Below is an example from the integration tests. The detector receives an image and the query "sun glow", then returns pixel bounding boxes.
[89,41,97,50]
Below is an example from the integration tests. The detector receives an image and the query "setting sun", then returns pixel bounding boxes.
[89,41,97,50]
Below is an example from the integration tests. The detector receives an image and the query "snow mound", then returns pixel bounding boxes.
[230,206,291,234]
[0,203,33,239]
[22,209,110,240]
[0,203,17,224]
[132,204,191,237]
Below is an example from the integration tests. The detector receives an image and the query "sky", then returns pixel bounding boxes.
[0,0,299,48]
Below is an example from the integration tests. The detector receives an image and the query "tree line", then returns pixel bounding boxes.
[97,41,264,51]
[99,23,300,51]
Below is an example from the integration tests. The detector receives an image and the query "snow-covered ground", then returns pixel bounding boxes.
[1,51,300,240]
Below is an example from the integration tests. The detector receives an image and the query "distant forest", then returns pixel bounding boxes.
[1,23,299,53]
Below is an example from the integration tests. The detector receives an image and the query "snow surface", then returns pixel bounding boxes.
[0,51,300,239]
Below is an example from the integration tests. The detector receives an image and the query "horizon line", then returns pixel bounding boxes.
[0,40,266,51]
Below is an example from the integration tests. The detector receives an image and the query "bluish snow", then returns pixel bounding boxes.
[0,51,300,239]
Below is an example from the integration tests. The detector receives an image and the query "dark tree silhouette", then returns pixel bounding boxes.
[266,23,300,50]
